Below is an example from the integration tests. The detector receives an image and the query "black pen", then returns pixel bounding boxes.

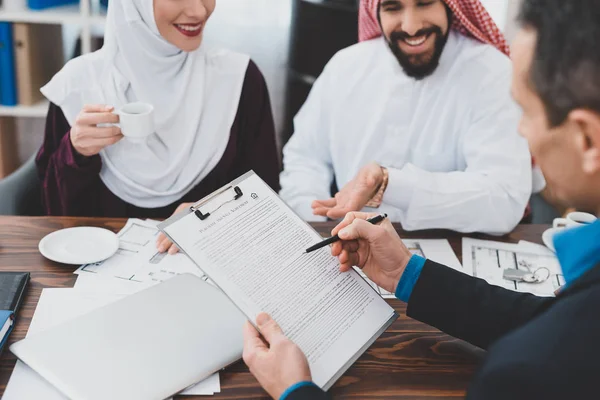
[304,214,388,254]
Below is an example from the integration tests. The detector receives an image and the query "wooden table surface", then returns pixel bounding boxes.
[0,217,549,399]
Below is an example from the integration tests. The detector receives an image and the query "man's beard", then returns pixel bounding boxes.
[386,27,450,80]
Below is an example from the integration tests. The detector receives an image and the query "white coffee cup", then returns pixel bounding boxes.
[114,102,155,143]
[553,211,597,229]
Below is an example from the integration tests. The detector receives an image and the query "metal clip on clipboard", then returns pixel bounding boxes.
[190,185,244,221]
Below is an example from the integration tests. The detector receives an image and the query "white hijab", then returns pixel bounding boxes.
[41,0,249,208]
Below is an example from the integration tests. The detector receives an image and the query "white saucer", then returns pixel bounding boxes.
[542,227,563,253]
[39,227,119,265]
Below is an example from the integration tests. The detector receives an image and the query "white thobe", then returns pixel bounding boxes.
[280,31,532,235]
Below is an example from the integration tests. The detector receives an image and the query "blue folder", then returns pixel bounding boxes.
[0,310,15,355]
[27,0,79,10]
[0,22,17,106]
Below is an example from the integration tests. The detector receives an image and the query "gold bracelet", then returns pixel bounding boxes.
[366,167,388,208]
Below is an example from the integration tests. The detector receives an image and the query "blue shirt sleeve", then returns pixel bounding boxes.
[395,255,426,302]
[280,381,319,400]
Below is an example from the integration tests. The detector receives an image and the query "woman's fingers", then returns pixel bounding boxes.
[82,104,113,113]
[77,112,120,126]
[168,243,180,255]
[156,203,193,255]
[156,235,172,253]
[84,125,122,138]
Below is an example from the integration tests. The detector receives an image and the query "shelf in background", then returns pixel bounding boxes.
[0,4,89,24]
[0,101,48,118]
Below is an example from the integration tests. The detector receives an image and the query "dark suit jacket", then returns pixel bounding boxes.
[288,259,600,399]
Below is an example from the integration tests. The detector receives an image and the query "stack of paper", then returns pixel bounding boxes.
[4,219,220,398]
[462,238,564,297]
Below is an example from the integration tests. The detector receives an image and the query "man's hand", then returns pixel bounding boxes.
[243,313,312,399]
[312,163,384,219]
[331,212,412,293]
[156,202,193,254]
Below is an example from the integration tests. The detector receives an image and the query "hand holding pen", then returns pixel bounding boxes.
[305,214,388,253]
[327,212,413,295]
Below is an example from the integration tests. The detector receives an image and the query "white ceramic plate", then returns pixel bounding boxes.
[39,227,119,265]
[542,227,562,253]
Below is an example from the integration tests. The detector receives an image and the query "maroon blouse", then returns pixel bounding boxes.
[36,61,281,219]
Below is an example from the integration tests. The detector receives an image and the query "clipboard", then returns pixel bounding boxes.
[159,171,398,391]
[160,174,252,228]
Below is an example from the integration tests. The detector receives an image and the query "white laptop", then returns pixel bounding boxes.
[10,274,246,400]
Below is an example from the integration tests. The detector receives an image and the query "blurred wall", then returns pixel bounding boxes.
[203,0,292,147]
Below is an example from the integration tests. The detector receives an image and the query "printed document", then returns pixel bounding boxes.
[162,172,397,389]
[462,238,564,297]
[74,219,205,283]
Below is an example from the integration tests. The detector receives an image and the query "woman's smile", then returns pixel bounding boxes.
[174,22,204,38]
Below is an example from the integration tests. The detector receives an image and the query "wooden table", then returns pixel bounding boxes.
[0,217,549,399]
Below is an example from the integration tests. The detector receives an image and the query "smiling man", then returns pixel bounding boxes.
[280,0,531,235]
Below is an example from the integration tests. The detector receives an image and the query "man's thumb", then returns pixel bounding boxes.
[257,313,284,344]
[338,219,377,241]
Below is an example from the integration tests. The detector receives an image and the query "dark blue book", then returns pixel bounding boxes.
[0,22,18,106]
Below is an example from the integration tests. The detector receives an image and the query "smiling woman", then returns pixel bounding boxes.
[154,0,215,52]
[35,0,280,221]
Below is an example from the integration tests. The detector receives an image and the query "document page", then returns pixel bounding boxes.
[462,238,564,297]
[162,173,397,389]
[74,219,205,283]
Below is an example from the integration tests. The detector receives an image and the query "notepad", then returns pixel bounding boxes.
[4,288,220,399]
[160,171,398,390]
[10,275,244,400]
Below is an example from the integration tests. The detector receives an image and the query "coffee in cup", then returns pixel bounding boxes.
[553,212,597,229]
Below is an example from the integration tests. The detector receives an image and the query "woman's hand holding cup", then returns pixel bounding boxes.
[70,104,123,157]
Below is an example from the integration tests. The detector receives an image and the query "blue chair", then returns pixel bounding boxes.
[0,155,43,216]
